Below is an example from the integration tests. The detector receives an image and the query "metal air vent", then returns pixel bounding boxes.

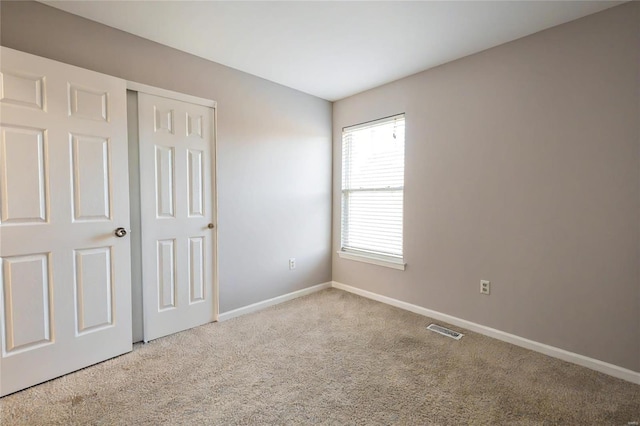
[427,323,463,340]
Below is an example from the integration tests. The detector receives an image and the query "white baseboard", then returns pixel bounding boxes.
[218,282,332,322]
[331,281,640,385]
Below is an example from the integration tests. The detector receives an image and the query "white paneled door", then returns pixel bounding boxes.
[0,47,132,396]
[138,93,216,342]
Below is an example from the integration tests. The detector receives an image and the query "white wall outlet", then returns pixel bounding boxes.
[289,258,296,270]
[480,280,491,295]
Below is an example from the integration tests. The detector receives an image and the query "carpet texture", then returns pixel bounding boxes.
[1,288,639,425]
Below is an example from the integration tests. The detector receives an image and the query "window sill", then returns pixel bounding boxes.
[337,250,406,271]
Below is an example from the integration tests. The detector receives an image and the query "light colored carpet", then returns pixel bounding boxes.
[1,288,639,425]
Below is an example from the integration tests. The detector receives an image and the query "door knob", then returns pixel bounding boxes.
[207,223,215,229]
[115,227,128,238]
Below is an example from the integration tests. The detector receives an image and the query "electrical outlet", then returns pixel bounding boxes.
[480,280,490,295]
[289,258,296,270]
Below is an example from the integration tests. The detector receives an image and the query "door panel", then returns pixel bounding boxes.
[139,93,215,342]
[0,47,132,397]
[157,239,177,310]
[188,237,205,303]
[1,254,52,353]
[74,247,113,333]
[68,85,109,122]
[155,146,176,218]
[187,149,204,217]
[0,71,45,110]
[1,126,48,224]
[70,134,112,221]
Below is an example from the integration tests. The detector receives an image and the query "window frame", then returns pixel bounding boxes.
[338,114,406,271]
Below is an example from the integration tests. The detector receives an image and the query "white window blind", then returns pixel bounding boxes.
[341,114,405,262]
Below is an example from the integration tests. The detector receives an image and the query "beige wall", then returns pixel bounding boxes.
[0,1,333,313]
[333,2,639,372]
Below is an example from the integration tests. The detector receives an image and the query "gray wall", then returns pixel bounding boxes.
[0,1,333,313]
[333,3,639,372]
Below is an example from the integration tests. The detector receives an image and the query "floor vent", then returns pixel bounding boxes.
[427,324,463,340]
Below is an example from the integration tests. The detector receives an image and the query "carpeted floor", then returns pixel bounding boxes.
[1,288,639,425]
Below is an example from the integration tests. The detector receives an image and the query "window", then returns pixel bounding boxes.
[339,114,405,270]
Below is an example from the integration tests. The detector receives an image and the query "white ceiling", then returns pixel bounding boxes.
[41,1,622,101]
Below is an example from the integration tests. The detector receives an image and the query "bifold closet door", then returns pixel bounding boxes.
[138,93,216,342]
[0,47,132,396]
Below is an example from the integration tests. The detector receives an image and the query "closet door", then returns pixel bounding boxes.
[138,92,216,342]
[0,47,132,396]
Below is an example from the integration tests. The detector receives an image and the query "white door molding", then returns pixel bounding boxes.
[127,81,216,108]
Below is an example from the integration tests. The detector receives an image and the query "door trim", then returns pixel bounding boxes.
[127,81,216,108]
